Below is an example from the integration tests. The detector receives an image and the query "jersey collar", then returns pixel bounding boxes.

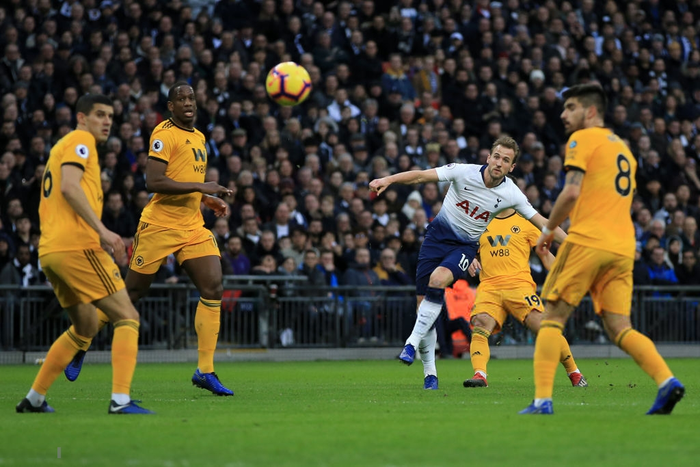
[480,164,507,187]
[168,118,195,133]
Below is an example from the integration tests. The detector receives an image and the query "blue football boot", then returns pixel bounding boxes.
[424,375,439,390]
[398,344,416,365]
[647,378,685,415]
[192,369,234,396]
[16,398,55,413]
[64,350,87,382]
[519,400,554,415]
[108,400,155,414]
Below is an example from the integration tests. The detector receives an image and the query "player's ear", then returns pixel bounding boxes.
[167,101,174,112]
[509,162,516,172]
[76,111,86,126]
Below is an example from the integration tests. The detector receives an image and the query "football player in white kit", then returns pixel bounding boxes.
[370,136,567,389]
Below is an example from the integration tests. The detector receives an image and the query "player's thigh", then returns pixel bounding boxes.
[41,250,125,308]
[130,222,181,275]
[590,254,634,317]
[418,239,475,292]
[541,243,598,309]
[502,288,544,328]
[472,288,506,333]
[178,227,224,299]
[125,268,157,303]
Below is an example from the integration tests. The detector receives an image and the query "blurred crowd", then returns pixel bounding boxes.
[1,0,699,290]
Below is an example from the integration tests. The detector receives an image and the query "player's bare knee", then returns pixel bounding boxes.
[471,314,496,332]
[524,311,543,332]
[73,321,98,338]
[201,282,224,301]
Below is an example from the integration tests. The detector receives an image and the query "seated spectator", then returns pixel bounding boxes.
[675,250,700,285]
[373,248,412,286]
[633,242,651,286]
[681,216,700,251]
[343,247,380,287]
[101,191,136,248]
[263,201,299,240]
[221,236,251,276]
[298,249,326,289]
[280,227,308,266]
[4,244,39,286]
[381,54,415,101]
[647,246,679,287]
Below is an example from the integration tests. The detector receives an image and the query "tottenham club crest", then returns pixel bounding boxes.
[152,139,164,152]
[75,144,89,159]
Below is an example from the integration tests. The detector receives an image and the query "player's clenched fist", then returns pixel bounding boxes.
[203,195,230,217]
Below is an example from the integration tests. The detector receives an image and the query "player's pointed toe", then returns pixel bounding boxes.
[192,369,234,396]
[16,398,55,413]
[398,344,416,365]
[64,350,87,382]
[647,378,685,415]
[519,400,553,415]
[423,375,439,390]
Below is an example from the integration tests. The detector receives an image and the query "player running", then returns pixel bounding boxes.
[17,94,153,414]
[370,136,567,390]
[66,83,235,396]
[463,208,587,388]
[520,83,684,415]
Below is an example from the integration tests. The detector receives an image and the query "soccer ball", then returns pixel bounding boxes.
[265,62,312,106]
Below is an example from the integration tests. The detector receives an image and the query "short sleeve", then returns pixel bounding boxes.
[435,163,470,182]
[564,130,591,172]
[60,134,95,170]
[149,127,175,164]
[511,188,538,220]
[526,221,540,247]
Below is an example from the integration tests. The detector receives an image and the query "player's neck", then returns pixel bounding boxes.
[482,171,503,188]
[583,118,605,129]
[74,124,95,141]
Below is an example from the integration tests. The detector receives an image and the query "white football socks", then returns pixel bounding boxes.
[419,327,438,378]
[26,389,45,407]
[406,299,443,349]
[111,393,130,405]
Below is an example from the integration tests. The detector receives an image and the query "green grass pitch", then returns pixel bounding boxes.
[2,358,699,466]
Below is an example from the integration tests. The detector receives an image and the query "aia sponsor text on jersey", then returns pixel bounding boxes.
[455,198,490,222]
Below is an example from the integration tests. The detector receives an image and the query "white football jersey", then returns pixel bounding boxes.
[431,163,538,242]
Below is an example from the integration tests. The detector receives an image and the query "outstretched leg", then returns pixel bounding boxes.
[603,312,684,414]
[524,311,587,387]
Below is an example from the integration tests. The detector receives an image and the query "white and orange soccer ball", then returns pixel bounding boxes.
[265,62,312,106]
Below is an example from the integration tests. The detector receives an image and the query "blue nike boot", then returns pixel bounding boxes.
[192,369,234,396]
[647,377,685,415]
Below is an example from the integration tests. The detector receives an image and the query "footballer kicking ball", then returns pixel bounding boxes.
[265,62,312,106]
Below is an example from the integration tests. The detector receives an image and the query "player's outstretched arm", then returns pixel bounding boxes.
[369,169,439,195]
[61,164,125,261]
[146,158,232,196]
[528,212,567,244]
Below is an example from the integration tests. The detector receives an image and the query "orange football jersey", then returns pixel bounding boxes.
[478,212,539,289]
[39,129,102,255]
[140,119,207,230]
[564,127,637,259]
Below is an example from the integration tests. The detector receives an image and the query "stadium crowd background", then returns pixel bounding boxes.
[0,0,699,291]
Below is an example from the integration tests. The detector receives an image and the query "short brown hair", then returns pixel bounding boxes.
[562,83,608,118]
[491,136,521,163]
